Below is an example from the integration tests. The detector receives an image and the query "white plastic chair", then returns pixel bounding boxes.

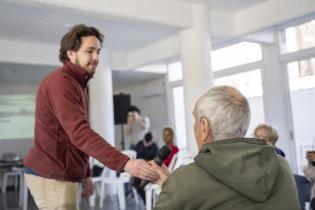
[145,183,161,210]
[121,150,137,160]
[96,168,139,209]
[121,149,139,202]
[167,153,178,172]
[89,149,138,208]
[89,169,106,207]
[22,175,28,210]
[99,169,128,209]
[144,152,182,210]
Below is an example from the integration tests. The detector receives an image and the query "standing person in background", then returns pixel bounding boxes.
[254,123,286,157]
[162,127,179,168]
[23,24,158,210]
[125,105,150,149]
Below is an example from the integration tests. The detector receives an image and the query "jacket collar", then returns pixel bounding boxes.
[63,61,93,87]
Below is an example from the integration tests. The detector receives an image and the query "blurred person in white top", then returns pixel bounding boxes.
[125,105,150,149]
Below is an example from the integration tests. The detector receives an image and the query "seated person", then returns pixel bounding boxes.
[162,127,179,168]
[303,151,315,209]
[135,132,158,161]
[254,123,285,157]
[151,85,300,210]
[133,132,158,203]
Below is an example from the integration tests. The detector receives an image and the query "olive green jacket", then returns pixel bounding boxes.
[154,138,300,210]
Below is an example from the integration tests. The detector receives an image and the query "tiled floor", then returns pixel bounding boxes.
[0,187,144,210]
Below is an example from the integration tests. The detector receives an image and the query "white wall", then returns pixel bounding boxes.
[113,78,169,150]
[0,139,33,159]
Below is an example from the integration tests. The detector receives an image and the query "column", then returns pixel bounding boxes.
[261,40,298,172]
[180,4,214,154]
[89,50,115,146]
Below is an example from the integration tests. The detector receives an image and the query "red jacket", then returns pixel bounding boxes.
[24,61,129,182]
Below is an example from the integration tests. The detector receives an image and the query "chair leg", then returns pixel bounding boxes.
[89,193,96,207]
[99,183,105,208]
[132,187,139,204]
[19,174,23,206]
[14,175,18,190]
[2,174,8,194]
[23,181,28,210]
[117,182,126,209]
[145,185,152,210]
[152,189,157,206]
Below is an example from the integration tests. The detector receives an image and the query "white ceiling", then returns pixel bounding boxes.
[181,0,270,13]
[0,0,277,54]
[0,0,310,86]
[112,70,164,89]
[0,61,164,88]
[0,1,178,52]
[0,0,178,85]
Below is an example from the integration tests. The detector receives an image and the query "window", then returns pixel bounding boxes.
[168,62,183,82]
[172,86,187,149]
[286,57,315,173]
[214,70,265,136]
[287,58,315,90]
[167,61,187,148]
[282,19,315,53]
[211,42,262,71]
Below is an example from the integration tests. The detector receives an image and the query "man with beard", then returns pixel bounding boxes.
[24,24,158,210]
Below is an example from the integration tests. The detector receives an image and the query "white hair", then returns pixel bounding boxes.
[195,85,250,141]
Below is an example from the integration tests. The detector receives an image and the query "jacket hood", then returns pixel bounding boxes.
[194,138,279,202]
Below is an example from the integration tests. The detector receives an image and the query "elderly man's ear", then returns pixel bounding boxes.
[200,117,212,144]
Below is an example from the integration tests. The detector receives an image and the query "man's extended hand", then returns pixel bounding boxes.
[150,161,171,187]
[81,177,94,198]
[124,159,159,181]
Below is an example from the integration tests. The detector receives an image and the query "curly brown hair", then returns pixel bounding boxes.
[59,24,104,63]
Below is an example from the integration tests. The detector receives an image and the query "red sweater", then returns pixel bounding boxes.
[163,144,179,167]
[24,61,129,182]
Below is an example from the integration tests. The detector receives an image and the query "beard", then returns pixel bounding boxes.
[74,58,97,75]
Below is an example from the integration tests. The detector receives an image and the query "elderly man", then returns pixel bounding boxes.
[151,85,300,210]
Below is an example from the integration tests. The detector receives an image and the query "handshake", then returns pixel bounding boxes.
[124,145,172,187]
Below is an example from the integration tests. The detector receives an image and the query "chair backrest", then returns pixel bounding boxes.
[170,150,194,172]
[294,174,311,210]
[122,150,137,160]
[168,153,178,172]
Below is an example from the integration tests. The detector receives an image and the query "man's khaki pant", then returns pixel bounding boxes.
[24,173,79,210]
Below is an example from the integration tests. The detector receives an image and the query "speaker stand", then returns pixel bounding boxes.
[120,123,125,150]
